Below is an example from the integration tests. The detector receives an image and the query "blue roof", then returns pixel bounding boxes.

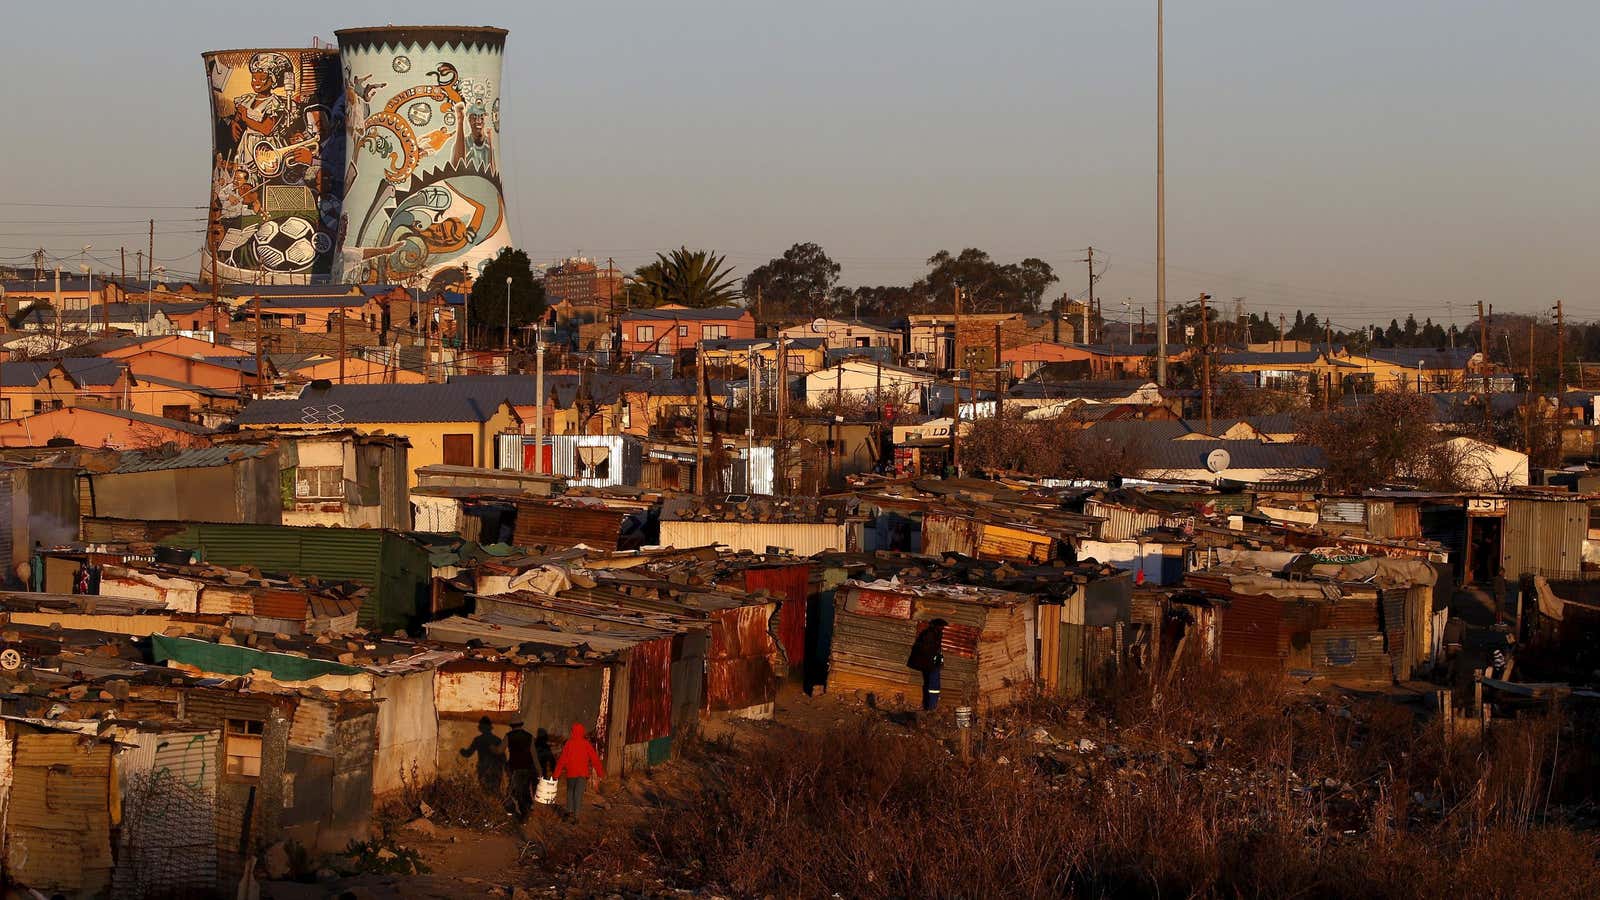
[234,382,517,425]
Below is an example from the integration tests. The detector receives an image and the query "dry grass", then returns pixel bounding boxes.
[543,668,1600,898]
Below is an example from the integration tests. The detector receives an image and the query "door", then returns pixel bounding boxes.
[442,433,474,467]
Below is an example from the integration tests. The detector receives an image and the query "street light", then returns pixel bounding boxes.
[505,275,513,351]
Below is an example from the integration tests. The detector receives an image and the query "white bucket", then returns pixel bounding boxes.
[534,777,559,805]
[955,706,974,728]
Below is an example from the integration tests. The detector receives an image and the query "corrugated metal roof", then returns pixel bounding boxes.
[108,444,270,474]
[234,382,515,425]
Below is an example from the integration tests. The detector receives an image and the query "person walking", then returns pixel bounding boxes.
[505,719,536,821]
[907,618,948,712]
[551,722,603,820]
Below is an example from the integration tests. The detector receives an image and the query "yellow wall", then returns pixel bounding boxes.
[243,404,519,486]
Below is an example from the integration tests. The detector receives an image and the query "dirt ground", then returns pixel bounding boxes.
[261,683,864,899]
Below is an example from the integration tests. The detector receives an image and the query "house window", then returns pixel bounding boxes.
[677,325,688,337]
[0,399,9,420]
[702,324,728,340]
[161,404,192,422]
[442,434,474,467]
[636,325,655,344]
[295,465,344,499]
[225,718,264,778]
[296,314,308,325]
[576,445,611,479]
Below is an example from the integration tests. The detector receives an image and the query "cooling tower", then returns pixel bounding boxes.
[333,26,513,288]
[202,48,345,284]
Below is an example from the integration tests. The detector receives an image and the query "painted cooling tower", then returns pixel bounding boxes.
[202,48,345,284]
[333,26,512,288]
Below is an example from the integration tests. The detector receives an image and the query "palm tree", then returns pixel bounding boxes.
[633,247,741,309]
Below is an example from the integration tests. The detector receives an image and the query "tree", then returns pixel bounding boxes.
[742,243,841,321]
[1295,390,1471,492]
[920,249,1057,313]
[633,247,741,309]
[962,408,1152,480]
[467,247,545,346]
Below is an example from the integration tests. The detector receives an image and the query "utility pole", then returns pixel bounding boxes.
[952,285,962,373]
[776,337,788,492]
[210,252,221,344]
[1525,318,1535,454]
[253,296,265,398]
[1555,299,1565,397]
[694,343,706,494]
[1082,247,1097,345]
[1154,0,1168,386]
[338,298,347,384]
[1477,301,1490,434]
[147,219,155,323]
[994,320,1005,422]
[1199,293,1212,433]
[534,335,546,474]
[135,250,143,284]
[1278,313,1286,352]
[1125,300,1133,345]
[120,247,126,284]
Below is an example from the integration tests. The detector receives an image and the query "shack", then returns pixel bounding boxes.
[81,444,281,525]
[828,578,1036,711]
[79,519,433,633]
[658,495,859,555]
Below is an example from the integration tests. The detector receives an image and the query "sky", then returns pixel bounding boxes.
[1,0,1595,328]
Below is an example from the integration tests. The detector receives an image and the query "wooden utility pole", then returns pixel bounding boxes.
[1278,313,1286,352]
[338,299,347,384]
[952,285,962,372]
[1524,318,1535,453]
[135,250,143,283]
[1082,247,1096,345]
[775,337,788,492]
[253,296,265,398]
[1199,293,1212,433]
[694,344,706,494]
[1477,301,1490,433]
[210,257,221,344]
[1555,299,1565,397]
[993,320,1005,422]
[120,247,127,283]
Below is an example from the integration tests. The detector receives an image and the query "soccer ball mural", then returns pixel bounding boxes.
[332,26,513,289]
[202,48,345,284]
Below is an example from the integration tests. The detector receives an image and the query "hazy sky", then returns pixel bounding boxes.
[2,1,1595,326]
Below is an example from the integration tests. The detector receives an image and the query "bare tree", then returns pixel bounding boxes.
[1295,390,1473,492]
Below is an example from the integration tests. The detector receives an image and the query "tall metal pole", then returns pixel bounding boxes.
[504,276,513,351]
[1155,0,1168,386]
[534,336,546,474]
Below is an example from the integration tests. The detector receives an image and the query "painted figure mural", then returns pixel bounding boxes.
[202,48,345,284]
[333,26,512,289]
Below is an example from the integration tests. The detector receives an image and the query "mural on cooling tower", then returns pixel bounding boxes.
[334,26,512,289]
[202,48,345,283]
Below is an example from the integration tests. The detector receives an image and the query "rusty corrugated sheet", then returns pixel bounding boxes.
[625,637,673,744]
[1380,588,1408,682]
[7,730,115,895]
[850,587,913,619]
[254,588,312,621]
[514,500,627,551]
[921,512,981,557]
[1309,628,1391,682]
[1220,593,1284,673]
[744,564,811,666]
[434,664,523,720]
[705,606,777,712]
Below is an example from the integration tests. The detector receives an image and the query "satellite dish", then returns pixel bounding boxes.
[810,317,828,333]
[1205,448,1231,474]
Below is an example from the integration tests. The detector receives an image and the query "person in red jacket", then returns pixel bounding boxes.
[551,722,604,819]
